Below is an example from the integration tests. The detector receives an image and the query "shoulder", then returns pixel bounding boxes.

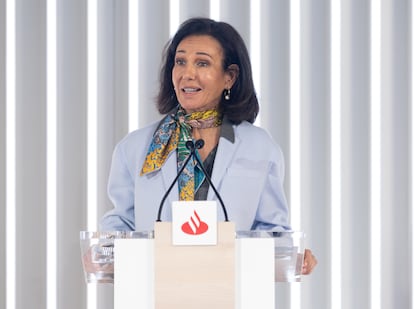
[231,121,286,178]
[233,121,284,157]
[116,120,160,149]
[112,120,161,162]
[235,121,270,137]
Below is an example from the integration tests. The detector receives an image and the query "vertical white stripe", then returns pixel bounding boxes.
[289,0,301,232]
[330,0,342,308]
[87,1,98,308]
[6,0,16,308]
[128,0,139,132]
[87,0,98,231]
[47,0,57,308]
[170,0,179,35]
[209,0,220,21]
[250,0,261,126]
[370,0,381,308]
[290,2,301,307]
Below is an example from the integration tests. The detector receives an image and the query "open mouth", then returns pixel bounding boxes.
[182,87,201,93]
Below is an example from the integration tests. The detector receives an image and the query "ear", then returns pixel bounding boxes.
[225,64,239,88]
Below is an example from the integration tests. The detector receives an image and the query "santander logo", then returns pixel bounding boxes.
[181,210,209,235]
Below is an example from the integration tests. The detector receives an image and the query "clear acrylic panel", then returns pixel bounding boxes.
[237,230,305,282]
[79,231,154,284]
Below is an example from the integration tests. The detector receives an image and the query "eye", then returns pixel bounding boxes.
[197,61,209,67]
[175,58,185,65]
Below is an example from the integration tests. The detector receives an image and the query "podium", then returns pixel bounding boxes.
[80,223,304,309]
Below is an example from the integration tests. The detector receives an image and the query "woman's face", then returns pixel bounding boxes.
[172,35,234,113]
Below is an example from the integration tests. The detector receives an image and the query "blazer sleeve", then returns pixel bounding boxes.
[100,140,136,231]
[251,147,290,231]
[247,127,290,231]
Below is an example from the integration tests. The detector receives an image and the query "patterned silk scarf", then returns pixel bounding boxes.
[140,107,222,201]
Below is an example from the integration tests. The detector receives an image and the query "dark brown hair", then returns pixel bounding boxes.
[157,17,259,124]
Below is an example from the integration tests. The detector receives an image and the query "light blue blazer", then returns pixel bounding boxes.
[100,120,290,232]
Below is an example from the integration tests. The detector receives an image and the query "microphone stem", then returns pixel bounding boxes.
[156,149,195,222]
[193,154,229,222]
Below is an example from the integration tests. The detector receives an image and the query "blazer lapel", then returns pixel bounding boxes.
[208,136,240,199]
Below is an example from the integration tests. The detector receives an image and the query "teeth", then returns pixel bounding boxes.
[183,88,199,93]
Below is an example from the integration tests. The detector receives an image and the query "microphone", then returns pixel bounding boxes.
[156,139,229,222]
[186,139,229,222]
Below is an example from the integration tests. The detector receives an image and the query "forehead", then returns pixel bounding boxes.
[175,35,224,57]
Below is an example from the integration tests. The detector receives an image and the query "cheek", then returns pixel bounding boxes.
[171,69,179,87]
[208,70,226,84]
[203,72,223,86]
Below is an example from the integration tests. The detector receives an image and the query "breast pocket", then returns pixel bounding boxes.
[226,159,269,178]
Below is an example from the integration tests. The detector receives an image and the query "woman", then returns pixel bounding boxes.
[100,17,316,274]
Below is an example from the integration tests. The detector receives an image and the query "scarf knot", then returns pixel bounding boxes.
[140,107,222,201]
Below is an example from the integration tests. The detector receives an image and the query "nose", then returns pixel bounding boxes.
[182,64,195,80]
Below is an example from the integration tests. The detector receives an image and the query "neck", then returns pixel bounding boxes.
[192,126,221,161]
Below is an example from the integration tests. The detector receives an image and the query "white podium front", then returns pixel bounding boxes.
[114,222,275,309]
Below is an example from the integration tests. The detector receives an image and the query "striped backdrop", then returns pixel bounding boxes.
[1,0,412,308]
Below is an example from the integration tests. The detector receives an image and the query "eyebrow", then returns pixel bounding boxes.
[175,50,213,59]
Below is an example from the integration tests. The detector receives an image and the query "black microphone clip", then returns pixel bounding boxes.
[185,139,204,151]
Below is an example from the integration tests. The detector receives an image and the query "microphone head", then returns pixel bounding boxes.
[185,140,195,151]
[195,139,205,149]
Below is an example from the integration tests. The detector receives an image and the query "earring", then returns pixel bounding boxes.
[224,88,231,100]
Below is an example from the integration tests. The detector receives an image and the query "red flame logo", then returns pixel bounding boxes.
[181,210,209,235]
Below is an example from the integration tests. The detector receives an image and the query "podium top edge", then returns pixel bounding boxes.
[80,230,154,239]
[80,230,303,239]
